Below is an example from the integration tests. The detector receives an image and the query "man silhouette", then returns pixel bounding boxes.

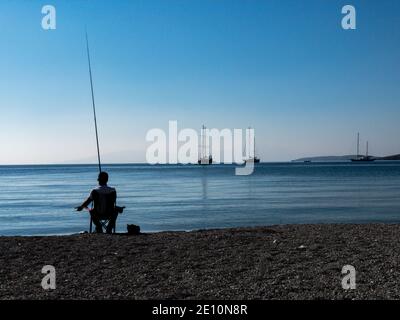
[76,171,117,234]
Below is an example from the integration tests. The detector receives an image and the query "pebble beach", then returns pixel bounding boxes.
[1,224,400,300]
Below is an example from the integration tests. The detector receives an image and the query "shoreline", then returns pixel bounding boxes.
[1,159,400,166]
[2,223,400,300]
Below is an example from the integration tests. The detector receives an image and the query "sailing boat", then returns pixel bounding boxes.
[198,125,213,165]
[351,133,375,162]
[245,127,260,164]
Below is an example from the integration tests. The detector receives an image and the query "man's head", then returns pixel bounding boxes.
[97,171,109,186]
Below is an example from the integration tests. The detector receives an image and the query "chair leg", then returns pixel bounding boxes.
[112,217,117,234]
[113,214,118,234]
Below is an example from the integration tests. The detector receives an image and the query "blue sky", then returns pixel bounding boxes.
[1,0,400,164]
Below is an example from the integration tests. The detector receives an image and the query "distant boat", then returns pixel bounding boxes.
[351,133,375,162]
[197,156,213,165]
[245,127,260,164]
[198,125,213,165]
[246,157,260,164]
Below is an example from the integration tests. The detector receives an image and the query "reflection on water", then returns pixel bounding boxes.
[201,167,208,201]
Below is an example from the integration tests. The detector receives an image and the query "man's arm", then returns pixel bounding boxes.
[76,196,92,211]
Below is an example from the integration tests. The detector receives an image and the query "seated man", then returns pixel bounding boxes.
[76,171,118,234]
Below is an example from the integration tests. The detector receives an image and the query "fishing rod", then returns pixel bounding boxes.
[85,30,102,173]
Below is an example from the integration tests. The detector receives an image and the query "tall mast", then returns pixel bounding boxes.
[204,125,205,159]
[253,131,256,158]
[206,126,209,158]
[247,127,251,159]
[356,132,360,159]
[198,128,201,160]
[204,125,206,159]
[85,31,102,173]
[244,129,247,159]
[200,125,203,159]
[366,141,369,157]
[200,125,202,159]
[201,125,205,159]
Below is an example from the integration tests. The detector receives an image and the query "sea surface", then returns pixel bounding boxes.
[1,162,400,236]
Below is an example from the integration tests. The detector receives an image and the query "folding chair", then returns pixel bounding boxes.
[89,212,117,234]
[89,189,123,234]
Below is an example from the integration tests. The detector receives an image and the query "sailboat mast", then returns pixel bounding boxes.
[200,126,202,159]
[85,31,102,173]
[247,127,251,159]
[204,126,206,159]
[244,130,247,159]
[206,126,209,158]
[200,126,203,159]
[203,125,206,159]
[201,125,206,159]
[366,141,369,157]
[253,132,256,159]
[356,132,360,159]
[199,128,201,160]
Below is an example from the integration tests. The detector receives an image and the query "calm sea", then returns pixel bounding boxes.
[1,162,400,236]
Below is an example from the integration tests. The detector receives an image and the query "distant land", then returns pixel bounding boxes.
[293,154,400,162]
